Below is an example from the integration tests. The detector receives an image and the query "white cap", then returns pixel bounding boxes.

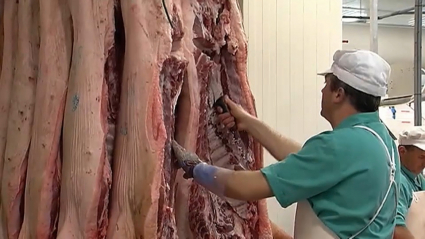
[318,49,391,97]
[398,126,425,151]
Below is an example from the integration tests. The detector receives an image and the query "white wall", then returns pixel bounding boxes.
[343,24,425,67]
[242,0,342,235]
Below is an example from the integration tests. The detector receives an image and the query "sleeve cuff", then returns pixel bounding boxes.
[260,168,293,208]
[395,216,406,227]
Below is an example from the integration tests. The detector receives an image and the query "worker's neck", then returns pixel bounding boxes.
[402,161,422,175]
[329,108,359,129]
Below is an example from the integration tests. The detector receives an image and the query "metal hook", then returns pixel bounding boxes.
[162,0,174,29]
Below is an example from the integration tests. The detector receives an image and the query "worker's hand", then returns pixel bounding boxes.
[172,140,203,179]
[216,95,252,131]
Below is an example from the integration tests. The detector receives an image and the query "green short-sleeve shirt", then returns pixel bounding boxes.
[260,112,401,239]
[395,166,425,227]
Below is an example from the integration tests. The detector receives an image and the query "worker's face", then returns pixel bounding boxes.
[320,75,344,121]
[398,145,425,175]
[320,76,332,119]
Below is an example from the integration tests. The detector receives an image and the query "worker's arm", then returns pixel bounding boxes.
[393,226,415,239]
[243,115,301,160]
[217,96,301,161]
[190,133,342,203]
[393,181,414,239]
[192,163,273,200]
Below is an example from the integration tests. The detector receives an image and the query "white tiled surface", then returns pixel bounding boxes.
[242,0,342,235]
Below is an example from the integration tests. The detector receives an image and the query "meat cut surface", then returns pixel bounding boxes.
[0,0,276,238]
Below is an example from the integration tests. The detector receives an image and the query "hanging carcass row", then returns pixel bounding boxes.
[0,0,274,238]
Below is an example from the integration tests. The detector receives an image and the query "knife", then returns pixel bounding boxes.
[213,96,229,113]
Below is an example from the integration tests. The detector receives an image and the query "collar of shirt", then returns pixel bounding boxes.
[335,112,381,130]
[401,165,425,190]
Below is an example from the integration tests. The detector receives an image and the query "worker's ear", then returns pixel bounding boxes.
[398,145,407,155]
[332,87,346,104]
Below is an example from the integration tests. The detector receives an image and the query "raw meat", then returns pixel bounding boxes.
[0,0,18,237]
[186,1,271,237]
[56,0,115,238]
[0,0,279,238]
[106,0,175,237]
[18,0,72,238]
[1,0,40,237]
[172,1,204,238]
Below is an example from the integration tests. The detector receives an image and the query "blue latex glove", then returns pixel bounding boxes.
[172,140,232,197]
[172,140,202,179]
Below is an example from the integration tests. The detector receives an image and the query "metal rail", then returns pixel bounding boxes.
[370,0,378,53]
[414,0,423,125]
[342,6,421,21]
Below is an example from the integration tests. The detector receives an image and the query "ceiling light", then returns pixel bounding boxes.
[342,18,362,23]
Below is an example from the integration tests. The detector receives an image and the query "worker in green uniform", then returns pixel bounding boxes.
[393,127,425,239]
[172,49,400,238]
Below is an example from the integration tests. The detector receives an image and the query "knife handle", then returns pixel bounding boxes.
[213,96,229,113]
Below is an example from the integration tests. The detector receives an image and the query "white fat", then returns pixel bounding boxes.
[172,85,183,115]
[208,81,223,109]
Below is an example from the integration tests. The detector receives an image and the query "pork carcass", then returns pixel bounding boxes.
[18,0,72,238]
[0,0,278,238]
[107,0,272,238]
[56,0,115,237]
[0,0,18,237]
[1,0,39,237]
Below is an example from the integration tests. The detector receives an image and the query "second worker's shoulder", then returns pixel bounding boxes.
[398,173,415,203]
[419,174,425,190]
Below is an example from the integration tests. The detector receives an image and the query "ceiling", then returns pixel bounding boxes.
[342,0,422,27]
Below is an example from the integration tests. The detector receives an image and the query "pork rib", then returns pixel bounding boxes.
[186,1,272,238]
